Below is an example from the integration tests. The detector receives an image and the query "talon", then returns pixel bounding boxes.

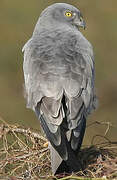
[43,141,49,148]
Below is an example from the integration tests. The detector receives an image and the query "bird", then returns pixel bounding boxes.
[22,3,97,175]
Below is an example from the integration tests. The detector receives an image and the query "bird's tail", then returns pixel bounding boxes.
[55,116,86,174]
[35,99,86,175]
[49,135,81,175]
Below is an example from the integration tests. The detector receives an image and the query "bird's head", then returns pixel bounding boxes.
[38,3,86,30]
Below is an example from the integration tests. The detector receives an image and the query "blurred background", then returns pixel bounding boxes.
[0,0,117,145]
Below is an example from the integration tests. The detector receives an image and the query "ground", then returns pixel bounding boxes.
[0,118,117,180]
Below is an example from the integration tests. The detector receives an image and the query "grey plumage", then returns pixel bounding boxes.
[23,3,97,174]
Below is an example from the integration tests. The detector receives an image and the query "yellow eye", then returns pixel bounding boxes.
[65,12,72,17]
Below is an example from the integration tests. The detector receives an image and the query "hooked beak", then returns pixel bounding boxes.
[73,15,86,30]
[79,20,86,30]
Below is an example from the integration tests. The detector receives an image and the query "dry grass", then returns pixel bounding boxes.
[0,117,117,180]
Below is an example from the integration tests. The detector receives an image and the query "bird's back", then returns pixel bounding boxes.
[26,28,92,101]
[23,18,96,174]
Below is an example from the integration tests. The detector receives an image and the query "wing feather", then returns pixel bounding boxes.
[23,29,97,161]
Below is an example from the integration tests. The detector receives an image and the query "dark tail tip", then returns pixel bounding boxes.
[55,161,70,175]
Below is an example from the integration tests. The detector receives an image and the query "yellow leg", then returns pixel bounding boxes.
[43,141,49,148]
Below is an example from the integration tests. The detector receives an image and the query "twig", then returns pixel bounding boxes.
[0,118,116,179]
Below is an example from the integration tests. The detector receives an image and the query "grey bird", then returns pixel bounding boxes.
[22,3,97,174]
